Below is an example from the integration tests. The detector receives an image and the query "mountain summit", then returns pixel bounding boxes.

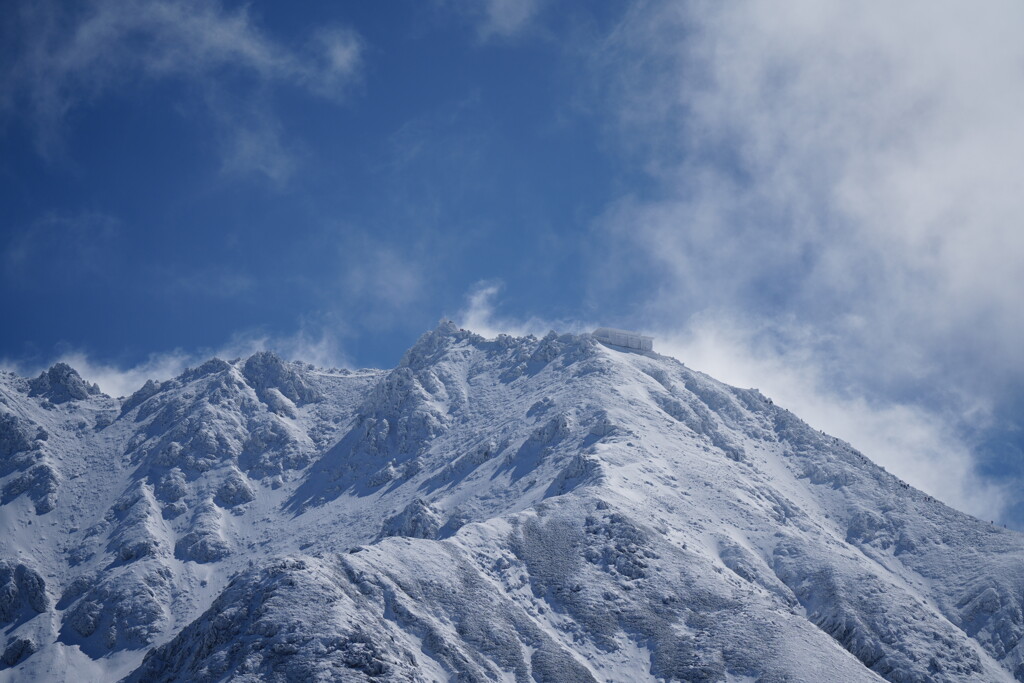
[0,324,1022,681]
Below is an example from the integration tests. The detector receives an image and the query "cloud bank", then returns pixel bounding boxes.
[593,0,1024,397]
[573,1,1024,523]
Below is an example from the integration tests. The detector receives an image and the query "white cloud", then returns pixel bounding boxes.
[51,350,195,399]
[594,1,1024,395]
[581,1,1024,519]
[2,327,351,399]
[343,245,425,311]
[478,0,543,39]
[214,327,351,372]
[217,112,299,184]
[456,280,581,339]
[442,0,544,41]
[3,0,363,179]
[308,26,364,95]
[458,281,525,338]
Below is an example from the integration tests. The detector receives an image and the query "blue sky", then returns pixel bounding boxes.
[2,1,1023,528]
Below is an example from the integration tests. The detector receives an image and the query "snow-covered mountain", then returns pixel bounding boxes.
[1,322,1022,682]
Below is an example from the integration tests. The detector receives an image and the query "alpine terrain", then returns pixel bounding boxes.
[1,322,1022,682]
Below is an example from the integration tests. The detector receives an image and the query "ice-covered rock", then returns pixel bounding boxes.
[175,499,231,563]
[242,351,322,407]
[215,468,255,508]
[378,498,444,540]
[61,565,172,651]
[1,461,59,513]
[0,412,38,466]
[0,325,1021,682]
[0,561,48,625]
[28,363,101,403]
[1,637,37,667]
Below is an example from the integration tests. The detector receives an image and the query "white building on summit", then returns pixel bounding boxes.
[592,327,654,352]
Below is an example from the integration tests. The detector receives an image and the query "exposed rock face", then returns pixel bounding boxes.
[2,462,59,513]
[61,566,171,651]
[378,498,444,540]
[0,412,38,465]
[0,327,1022,682]
[0,561,49,625]
[2,636,37,666]
[242,351,322,408]
[174,499,231,563]
[28,363,101,403]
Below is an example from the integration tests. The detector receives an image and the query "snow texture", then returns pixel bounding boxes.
[0,325,1022,682]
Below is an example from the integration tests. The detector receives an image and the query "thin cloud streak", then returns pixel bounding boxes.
[442,0,546,41]
[477,0,544,39]
[1,327,351,399]
[2,0,363,179]
[457,281,585,339]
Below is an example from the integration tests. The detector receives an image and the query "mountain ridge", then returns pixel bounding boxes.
[1,322,1022,681]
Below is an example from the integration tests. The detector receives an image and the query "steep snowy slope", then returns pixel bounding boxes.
[0,355,384,680]
[2,323,1023,681]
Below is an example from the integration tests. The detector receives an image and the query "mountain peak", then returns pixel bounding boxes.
[399,319,482,369]
[241,350,321,406]
[1,324,1022,682]
[27,362,102,403]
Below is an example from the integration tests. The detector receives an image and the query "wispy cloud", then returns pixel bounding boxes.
[214,326,351,371]
[2,0,363,180]
[307,26,364,96]
[215,108,299,184]
[342,243,426,311]
[1,326,351,399]
[442,0,546,41]
[456,280,582,339]
[593,1,1024,396]
[478,0,544,39]
[47,349,196,399]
